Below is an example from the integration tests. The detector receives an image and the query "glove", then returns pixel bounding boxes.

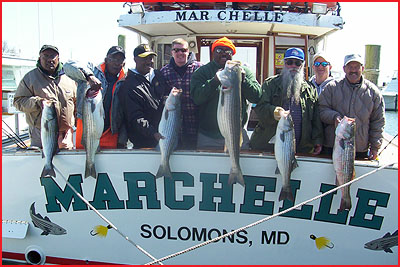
[273,107,285,121]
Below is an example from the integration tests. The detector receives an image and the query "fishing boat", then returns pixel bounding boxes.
[2,2,398,265]
[382,70,398,111]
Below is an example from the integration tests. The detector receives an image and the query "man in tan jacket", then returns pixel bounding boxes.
[319,53,385,160]
[14,45,77,149]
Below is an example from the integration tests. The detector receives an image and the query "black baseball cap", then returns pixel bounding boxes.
[39,45,59,54]
[107,46,126,58]
[134,44,157,58]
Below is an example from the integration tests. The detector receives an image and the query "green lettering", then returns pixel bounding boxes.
[89,173,124,210]
[279,180,313,219]
[313,183,348,224]
[165,172,194,210]
[199,173,235,212]
[124,172,160,209]
[240,175,275,215]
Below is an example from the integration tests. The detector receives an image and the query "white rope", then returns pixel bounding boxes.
[145,161,396,265]
[53,165,162,265]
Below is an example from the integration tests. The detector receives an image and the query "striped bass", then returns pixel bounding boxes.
[332,116,356,211]
[156,88,181,179]
[40,100,59,178]
[30,202,66,235]
[274,112,298,202]
[216,60,244,186]
[82,90,104,179]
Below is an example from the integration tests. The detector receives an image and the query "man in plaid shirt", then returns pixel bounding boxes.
[161,38,203,149]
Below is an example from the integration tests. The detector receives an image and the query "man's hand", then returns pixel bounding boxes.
[154,132,165,142]
[369,149,378,160]
[273,107,288,121]
[87,75,101,89]
[86,87,102,98]
[335,115,342,128]
[312,144,322,155]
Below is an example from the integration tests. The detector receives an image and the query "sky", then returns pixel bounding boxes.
[2,2,398,85]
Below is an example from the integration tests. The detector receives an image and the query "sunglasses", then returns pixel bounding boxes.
[285,59,303,67]
[172,48,188,53]
[314,61,330,67]
[215,48,233,56]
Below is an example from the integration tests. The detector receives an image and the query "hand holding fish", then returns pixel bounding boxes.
[273,107,289,121]
[154,132,165,142]
[368,149,378,160]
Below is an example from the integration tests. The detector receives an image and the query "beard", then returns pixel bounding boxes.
[281,65,304,105]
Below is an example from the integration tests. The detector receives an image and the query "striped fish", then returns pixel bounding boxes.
[30,202,66,235]
[40,101,59,178]
[364,230,398,253]
[274,112,298,202]
[82,90,104,178]
[156,88,182,179]
[332,116,356,211]
[216,60,244,186]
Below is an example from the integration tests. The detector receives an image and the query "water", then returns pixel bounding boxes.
[385,111,398,136]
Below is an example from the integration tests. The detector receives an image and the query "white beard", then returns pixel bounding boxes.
[281,65,304,105]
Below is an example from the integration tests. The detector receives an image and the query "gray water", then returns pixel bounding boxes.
[385,111,398,136]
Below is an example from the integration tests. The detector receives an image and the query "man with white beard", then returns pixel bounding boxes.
[250,48,323,154]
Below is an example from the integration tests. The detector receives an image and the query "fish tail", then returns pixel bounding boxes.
[85,162,97,179]
[279,184,294,202]
[41,164,56,178]
[156,163,172,179]
[228,168,245,186]
[339,197,352,211]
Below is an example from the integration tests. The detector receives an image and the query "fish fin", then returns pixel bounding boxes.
[268,135,276,144]
[239,129,243,148]
[383,232,391,238]
[165,109,169,120]
[90,100,96,113]
[30,203,35,214]
[41,231,49,236]
[220,91,224,106]
[85,162,97,179]
[41,164,56,178]
[44,120,49,132]
[339,139,345,150]
[44,216,51,222]
[275,166,280,174]
[41,150,45,158]
[338,197,351,211]
[156,163,172,179]
[228,168,245,187]
[280,132,285,143]
[279,184,294,202]
[384,247,393,253]
[335,176,339,187]
[291,157,299,172]
[96,145,101,153]
[392,230,398,236]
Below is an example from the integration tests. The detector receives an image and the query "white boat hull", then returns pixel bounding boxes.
[2,150,398,264]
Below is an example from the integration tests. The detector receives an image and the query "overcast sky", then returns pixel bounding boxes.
[2,2,398,83]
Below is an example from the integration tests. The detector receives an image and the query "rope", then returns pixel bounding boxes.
[145,161,396,265]
[53,165,162,265]
[2,119,28,149]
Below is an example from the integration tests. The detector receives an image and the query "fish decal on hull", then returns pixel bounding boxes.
[216,60,244,186]
[30,202,67,236]
[364,230,398,253]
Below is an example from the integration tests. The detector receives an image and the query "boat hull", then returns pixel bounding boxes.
[2,150,398,264]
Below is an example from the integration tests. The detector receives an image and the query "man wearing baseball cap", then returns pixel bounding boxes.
[190,36,261,149]
[14,44,77,150]
[118,44,168,148]
[319,53,385,160]
[63,45,127,149]
[250,47,323,155]
[310,51,334,95]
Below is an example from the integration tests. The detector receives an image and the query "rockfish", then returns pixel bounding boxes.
[30,202,67,235]
[332,116,356,211]
[156,88,181,179]
[216,60,244,186]
[40,101,59,178]
[82,90,104,178]
[274,112,298,202]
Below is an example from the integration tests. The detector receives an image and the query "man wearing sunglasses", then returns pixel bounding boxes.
[319,54,385,160]
[190,37,261,150]
[250,47,323,155]
[310,52,334,95]
[63,46,127,149]
[161,38,203,149]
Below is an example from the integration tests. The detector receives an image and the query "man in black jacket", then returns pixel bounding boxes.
[119,44,168,148]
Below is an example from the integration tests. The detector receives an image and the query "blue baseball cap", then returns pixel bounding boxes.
[284,47,305,61]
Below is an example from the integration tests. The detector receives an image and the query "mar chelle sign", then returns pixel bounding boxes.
[175,10,284,23]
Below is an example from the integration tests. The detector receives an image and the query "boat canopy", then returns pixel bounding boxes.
[118,2,343,39]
